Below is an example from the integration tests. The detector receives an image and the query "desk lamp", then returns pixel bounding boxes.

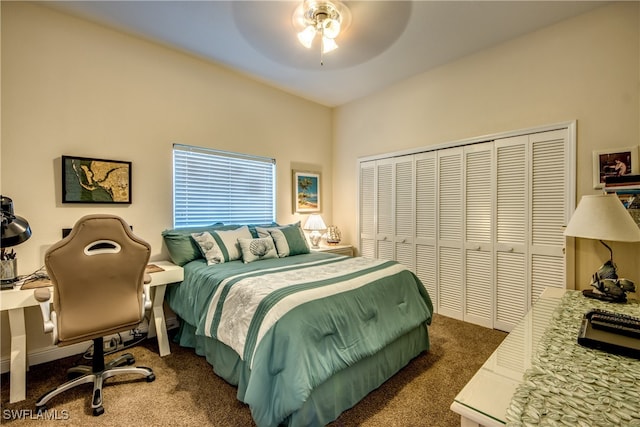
[564,194,640,302]
[304,214,326,249]
[1,196,32,288]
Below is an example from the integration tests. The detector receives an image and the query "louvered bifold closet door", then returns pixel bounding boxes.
[359,161,376,258]
[415,152,438,308]
[464,143,494,328]
[530,129,568,301]
[495,136,528,332]
[376,159,394,260]
[438,147,464,320]
[394,156,416,270]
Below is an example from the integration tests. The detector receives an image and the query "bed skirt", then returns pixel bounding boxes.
[174,320,429,427]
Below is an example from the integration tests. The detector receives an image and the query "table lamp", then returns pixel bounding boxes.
[564,194,640,302]
[304,214,326,249]
[1,196,32,288]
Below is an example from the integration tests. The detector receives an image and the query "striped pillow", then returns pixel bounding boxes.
[192,225,252,265]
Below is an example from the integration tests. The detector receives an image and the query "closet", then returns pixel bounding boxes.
[358,124,575,332]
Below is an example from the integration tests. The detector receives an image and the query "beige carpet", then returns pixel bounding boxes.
[0,314,506,426]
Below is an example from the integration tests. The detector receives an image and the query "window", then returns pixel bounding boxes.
[173,144,275,228]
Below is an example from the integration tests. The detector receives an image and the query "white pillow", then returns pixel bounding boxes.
[238,237,278,263]
[192,225,252,264]
[191,231,224,265]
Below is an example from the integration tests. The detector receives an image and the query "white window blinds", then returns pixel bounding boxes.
[173,144,276,228]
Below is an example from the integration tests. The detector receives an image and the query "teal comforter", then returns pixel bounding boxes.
[167,253,433,427]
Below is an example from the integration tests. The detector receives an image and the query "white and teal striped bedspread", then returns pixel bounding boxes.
[167,252,433,427]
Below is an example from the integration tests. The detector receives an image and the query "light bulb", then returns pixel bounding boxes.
[322,18,341,39]
[322,37,338,53]
[297,26,317,49]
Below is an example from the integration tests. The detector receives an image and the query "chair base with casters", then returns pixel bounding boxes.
[35,336,155,416]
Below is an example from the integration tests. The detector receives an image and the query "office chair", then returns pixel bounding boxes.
[34,214,155,416]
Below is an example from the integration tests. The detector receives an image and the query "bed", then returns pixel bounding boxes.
[162,223,433,427]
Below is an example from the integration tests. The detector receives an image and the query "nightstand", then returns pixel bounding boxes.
[311,244,353,257]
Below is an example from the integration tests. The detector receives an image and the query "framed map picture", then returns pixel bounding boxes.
[62,155,132,203]
[293,170,320,213]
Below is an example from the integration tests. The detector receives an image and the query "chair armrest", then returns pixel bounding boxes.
[142,274,152,312]
[34,288,58,342]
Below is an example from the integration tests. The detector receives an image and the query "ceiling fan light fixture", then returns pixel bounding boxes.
[293,0,350,64]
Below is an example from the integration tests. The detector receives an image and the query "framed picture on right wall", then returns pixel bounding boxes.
[292,170,321,213]
[592,146,639,189]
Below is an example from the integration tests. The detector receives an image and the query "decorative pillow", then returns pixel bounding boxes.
[238,237,278,263]
[191,232,225,265]
[161,223,238,266]
[247,222,280,238]
[208,225,253,263]
[256,222,310,257]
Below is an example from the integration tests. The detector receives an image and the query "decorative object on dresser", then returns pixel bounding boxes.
[292,170,321,213]
[0,196,32,288]
[62,155,132,204]
[325,225,341,244]
[304,213,326,248]
[564,194,640,302]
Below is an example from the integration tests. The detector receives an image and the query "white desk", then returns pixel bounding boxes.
[450,287,566,426]
[145,261,184,357]
[0,260,183,403]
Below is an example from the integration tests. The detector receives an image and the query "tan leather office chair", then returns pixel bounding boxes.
[34,214,155,416]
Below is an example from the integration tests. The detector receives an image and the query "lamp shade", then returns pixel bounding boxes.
[1,195,32,247]
[564,194,640,242]
[304,214,326,231]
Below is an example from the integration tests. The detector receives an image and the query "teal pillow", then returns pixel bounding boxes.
[161,223,238,266]
[247,222,280,238]
[256,222,310,257]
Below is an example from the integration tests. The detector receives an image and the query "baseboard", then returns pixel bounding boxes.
[0,341,90,375]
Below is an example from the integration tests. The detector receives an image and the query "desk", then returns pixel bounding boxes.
[450,288,640,426]
[450,288,565,426]
[0,260,183,403]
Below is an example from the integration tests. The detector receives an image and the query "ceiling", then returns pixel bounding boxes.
[45,1,606,107]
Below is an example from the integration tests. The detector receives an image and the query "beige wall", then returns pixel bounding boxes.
[333,2,640,291]
[1,3,332,354]
[1,1,639,361]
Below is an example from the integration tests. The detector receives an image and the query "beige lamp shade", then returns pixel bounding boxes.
[564,194,640,242]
